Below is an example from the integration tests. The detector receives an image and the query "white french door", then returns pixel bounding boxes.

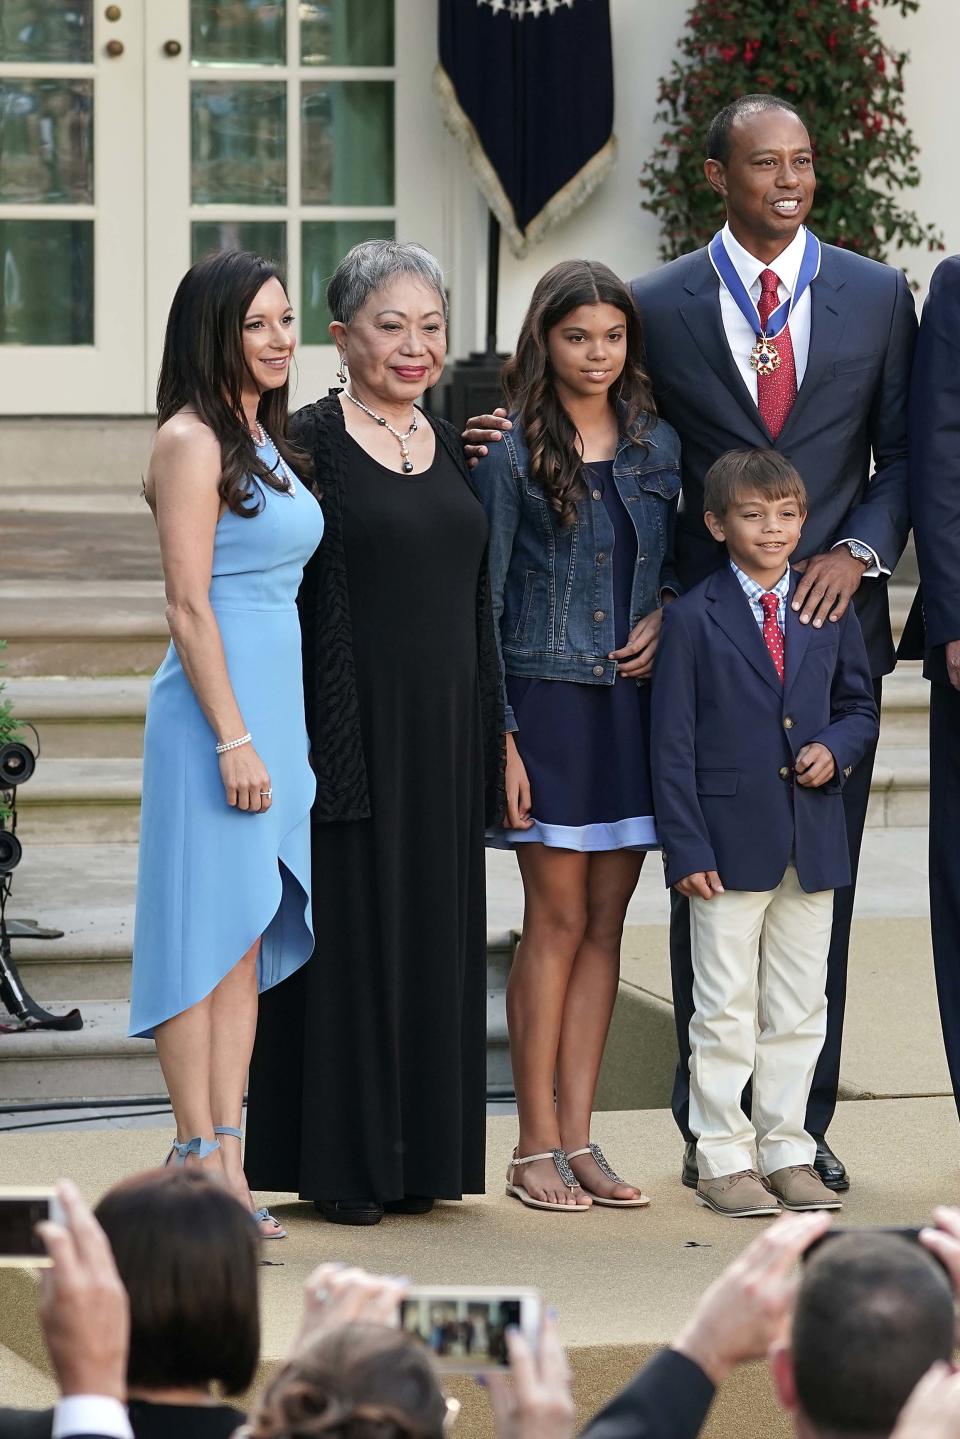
[0,0,145,413]
[0,0,445,416]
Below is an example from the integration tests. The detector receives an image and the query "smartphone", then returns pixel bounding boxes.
[399,1286,541,1372]
[0,1187,64,1267]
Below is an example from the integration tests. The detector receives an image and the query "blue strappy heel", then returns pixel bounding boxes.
[164,1135,221,1166]
[214,1125,286,1240]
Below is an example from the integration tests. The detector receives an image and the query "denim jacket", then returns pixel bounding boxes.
[473,413,682,731]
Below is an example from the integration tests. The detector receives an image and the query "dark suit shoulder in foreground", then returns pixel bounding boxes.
[579,1349,716,1439]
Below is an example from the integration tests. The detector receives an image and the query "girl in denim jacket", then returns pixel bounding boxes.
[473,261,681,1213]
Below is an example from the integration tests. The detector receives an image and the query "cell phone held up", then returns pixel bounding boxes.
[0,1187,64,1267]
[399,1286,541,1373]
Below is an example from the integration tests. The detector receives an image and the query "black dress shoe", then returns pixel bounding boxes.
[383,1195,435,1215]
[681,1140,698,1189]
[315,1199,384,1225]
[811,1134,850,1192]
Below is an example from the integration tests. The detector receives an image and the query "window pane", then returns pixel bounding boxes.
[192,221,287,268]
[0,220,93,344]
[0,80,94,204]
[301,82,393,205]
[191,81,286,204]
[302,219,394,343]
[0,1,93,63]
[190,0,286,67]
[300,0,394,65]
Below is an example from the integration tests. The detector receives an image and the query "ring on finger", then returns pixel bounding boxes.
[260,788,273,798]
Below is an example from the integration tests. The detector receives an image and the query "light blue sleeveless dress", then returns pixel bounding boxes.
[129,441,324,1039]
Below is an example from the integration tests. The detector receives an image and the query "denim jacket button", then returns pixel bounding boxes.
[591,489,602,500]
[592,664,605,677]
[593,610,605,622]
[597,552,606,563]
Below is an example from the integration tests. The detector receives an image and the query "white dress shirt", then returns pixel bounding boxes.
[52,1396,133,1439]
[717,224,885,577]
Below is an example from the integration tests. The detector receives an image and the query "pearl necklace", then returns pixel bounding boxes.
[250,421,294,492]
[344,388,418,474]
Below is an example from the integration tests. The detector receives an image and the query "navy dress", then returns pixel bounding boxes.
[489,461,657,852]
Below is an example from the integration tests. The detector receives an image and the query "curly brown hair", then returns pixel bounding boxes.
[246,1325,448,1439]
[501,259,657,527]
[157,250,311,517]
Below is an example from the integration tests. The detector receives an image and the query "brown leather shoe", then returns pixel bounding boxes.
[695,1169,781,1218]
[765,1164,843,1211]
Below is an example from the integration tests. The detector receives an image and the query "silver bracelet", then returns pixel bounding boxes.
[215,732,251,755]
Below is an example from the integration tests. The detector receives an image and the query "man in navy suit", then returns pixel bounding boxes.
[650,449,877,1216]
[901,256,960,1122]
[632,95,916,1191]
[464,93,915,1190]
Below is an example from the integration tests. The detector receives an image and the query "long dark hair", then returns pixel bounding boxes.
[502,259,656,527]
[156,250,310,516]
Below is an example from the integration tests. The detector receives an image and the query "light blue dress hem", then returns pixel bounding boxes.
[486,815,660,853]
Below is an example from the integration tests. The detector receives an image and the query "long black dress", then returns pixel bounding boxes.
[245,427,489,1202]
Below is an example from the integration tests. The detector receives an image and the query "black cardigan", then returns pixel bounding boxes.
[291,393,505,828]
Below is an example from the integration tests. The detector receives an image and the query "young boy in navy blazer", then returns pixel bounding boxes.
[651,450,879,1218]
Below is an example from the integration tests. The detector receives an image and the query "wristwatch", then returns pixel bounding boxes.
[845,540,874,566]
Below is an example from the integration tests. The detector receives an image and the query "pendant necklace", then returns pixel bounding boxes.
[344,388,418,474]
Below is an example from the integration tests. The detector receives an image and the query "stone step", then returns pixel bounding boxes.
[2,417,154,489]
[13,758,142,844]
[4,676,150,758]
[2,584,168,678]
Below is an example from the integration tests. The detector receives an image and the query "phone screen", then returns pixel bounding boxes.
[0,1194,52,1263]
[400,1295,525,1371]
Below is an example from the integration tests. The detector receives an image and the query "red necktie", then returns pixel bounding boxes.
[757,268,797,439]
[760,592,784,682]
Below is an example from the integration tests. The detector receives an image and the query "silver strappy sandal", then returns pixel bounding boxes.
[214,1125,286,1239]
[505,1148,592,1212]
[567,1142,651,1208]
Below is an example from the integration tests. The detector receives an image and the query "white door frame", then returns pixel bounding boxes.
[0,3,145,415]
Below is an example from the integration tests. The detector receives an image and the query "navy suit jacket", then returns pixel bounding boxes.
[650,566,879,893]
[900,254,960,684]
[631,240,917,678]
[579,1349,716,1439]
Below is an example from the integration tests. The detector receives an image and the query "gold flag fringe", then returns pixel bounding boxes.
[433,64,617,259]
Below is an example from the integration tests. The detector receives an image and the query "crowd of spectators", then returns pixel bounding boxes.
[3,1171,960,1439]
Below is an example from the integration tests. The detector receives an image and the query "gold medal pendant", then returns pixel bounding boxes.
[750,337,781,377]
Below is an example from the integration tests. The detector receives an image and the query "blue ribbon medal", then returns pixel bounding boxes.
[708,228,821,377]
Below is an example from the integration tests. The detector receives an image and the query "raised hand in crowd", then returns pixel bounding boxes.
[36,1180,130,1404]
[890,1363,960,1439]
[671,1211,831,1384]
[290,1263,409,1354]
[462,407,512,465]
[486,1313,575,1439]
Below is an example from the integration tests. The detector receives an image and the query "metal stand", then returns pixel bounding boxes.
[0,795,80,1031]
[436,211,510,430]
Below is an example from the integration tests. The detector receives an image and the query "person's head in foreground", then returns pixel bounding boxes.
[771,1232,956,1439]
[704,448,807,587]
[94,1168,260,1400]
[247,1323,451,1439]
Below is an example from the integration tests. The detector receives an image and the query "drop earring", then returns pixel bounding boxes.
[336,354,347,386]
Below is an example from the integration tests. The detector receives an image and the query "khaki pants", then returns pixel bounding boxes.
[688,864,833,1179]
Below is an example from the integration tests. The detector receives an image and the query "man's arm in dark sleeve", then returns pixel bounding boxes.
[579,1349,715,1439]
[908,255,960,649]
[840,267,917,571]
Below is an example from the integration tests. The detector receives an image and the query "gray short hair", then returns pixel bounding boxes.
[326,239,448,327]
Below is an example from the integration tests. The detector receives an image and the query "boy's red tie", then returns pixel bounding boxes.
[757,268,797,438]
[760,591,785,682]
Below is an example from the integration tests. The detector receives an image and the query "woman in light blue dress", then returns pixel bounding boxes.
[130,251,323,1238]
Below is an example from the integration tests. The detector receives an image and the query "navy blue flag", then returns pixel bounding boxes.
[435,0,615,257]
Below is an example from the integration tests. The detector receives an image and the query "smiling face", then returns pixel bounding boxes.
[705,490,806,586]
[545,302,627,406]
[330,274,447,407]
[241,276,296,394]
[705,107,815,257]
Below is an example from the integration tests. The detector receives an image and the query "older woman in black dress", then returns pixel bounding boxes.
[245,240,503,1224]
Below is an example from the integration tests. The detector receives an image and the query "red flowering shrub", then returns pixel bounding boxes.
[640,0,942,267]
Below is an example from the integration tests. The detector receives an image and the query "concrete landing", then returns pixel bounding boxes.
[1,1102,957,1438]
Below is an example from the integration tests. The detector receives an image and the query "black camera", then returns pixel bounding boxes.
[0,742,35,790]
